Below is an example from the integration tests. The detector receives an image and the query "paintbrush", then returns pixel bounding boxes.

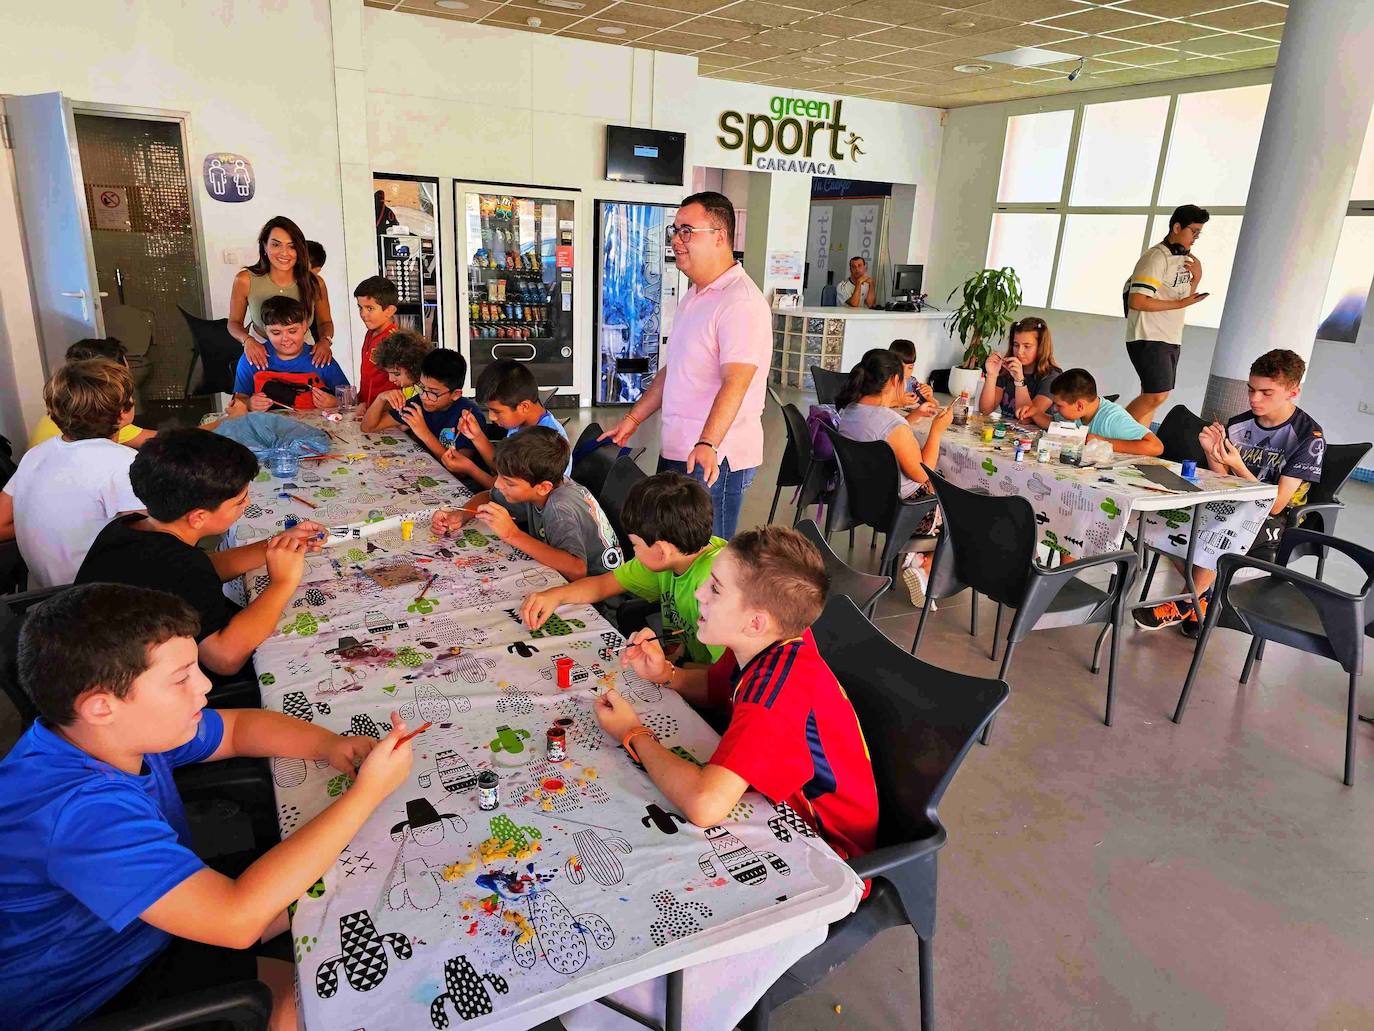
[287,493,319,509]
[396,721,433,746]
[414,573,438,603]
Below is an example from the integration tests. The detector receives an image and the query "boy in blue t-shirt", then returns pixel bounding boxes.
[0,583,414,1030]
[1051,368,1164,456]
[365,347,487,467]
[230,295,349,413]
[446,358,567,489]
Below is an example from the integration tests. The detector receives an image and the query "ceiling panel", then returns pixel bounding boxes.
[383,0,1283,110]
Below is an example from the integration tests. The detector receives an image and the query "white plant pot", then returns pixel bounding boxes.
[947,366,983,401]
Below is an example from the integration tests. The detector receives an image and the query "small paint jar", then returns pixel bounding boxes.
[401,519,415,541]
[546,726,567,762]
[555,656,575,689]
[478,771,499,811]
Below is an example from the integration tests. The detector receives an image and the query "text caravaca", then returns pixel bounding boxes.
[717,94,865,175]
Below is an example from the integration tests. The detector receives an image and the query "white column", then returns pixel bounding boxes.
[1204,0,1374,419]
[329,0,377,379]
[741,172,812,293]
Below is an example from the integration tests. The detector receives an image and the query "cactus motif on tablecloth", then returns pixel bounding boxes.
[429,955,509,1027]
[282,691,330,723]
[446,653,497,685]
[419,749,478,794]
[642,803,686,835]
[398,683,468,724]
[490,725,530,754]
[390,797,467,847]
[527,612,586,639]
[496,682,535,716]
[489,813,541,852]
[564,830,631,886]
[387,856,444,911]
[698,826,790,885]
[767,801,817,843]
[647,890,712,947]
[348,713,392,740]
[511,889,615,975]
[314,910,412,997]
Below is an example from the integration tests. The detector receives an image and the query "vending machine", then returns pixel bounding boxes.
[454,183,578,395]
[593,200,680,405]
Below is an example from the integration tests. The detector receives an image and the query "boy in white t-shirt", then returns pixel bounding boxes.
[0,359,143,588]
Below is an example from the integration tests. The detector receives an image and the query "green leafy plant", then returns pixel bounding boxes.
[945,267,1023,369]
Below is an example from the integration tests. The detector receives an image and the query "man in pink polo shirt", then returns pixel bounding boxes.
[602,192,771,537]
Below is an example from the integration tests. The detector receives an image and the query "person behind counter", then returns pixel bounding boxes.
[836,256,877,309]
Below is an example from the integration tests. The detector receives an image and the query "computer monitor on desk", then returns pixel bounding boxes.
[893,264,923,301]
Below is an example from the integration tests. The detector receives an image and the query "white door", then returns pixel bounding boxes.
[4,92,104,374]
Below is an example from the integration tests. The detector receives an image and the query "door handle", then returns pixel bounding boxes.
[60,290,89,320]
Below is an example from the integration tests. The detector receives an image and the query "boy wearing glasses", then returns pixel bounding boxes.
[367,348,487,466]
[1122,203,1212,428]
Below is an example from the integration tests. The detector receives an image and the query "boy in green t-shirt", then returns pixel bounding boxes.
[520,472,725,664]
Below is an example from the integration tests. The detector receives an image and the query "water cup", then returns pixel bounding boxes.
[335,385,357,412]
[270,449,300,479]
[1180,459,1198,479]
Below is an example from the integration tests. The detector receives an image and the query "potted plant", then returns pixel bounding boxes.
[944,266,1023,400]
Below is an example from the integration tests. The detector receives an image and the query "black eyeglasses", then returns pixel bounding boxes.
[418,385,451,400]
[666,224,723,243]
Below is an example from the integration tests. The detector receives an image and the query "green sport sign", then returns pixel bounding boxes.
[716,95,865,175]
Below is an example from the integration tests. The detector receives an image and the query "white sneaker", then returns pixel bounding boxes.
[901,561,935,610]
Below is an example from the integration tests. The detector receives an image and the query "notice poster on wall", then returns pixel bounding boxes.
[846,203,879,267]
[765,249,804,307]
[808,205,833,292]
[91,186,131,231]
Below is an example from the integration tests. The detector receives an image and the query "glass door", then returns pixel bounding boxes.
[455,183,577,392]
[374,175,443,345]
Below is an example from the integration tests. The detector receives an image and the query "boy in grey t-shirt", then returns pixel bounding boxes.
[431,426,622,581]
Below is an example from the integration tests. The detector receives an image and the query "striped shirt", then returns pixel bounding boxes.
[707,630,878,861]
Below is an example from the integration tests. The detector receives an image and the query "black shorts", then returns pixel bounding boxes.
[89,934,286,1022]
[1126,339,1181,394]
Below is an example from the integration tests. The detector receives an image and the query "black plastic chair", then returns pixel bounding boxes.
[74,980,271,1030]
[1288,442,1372,579]
[599,455,648,555]
[1173,528,1374,786]
[819,425,939,579]
[0,436,23,595]
[912,469,1138,733]
[178,307,243,397]
[570,422,621,499]
[928,368,951,396]
[1154,404,1209,465]
[0,585,64,724]
[810,364,848,406]
[743,594,1008,1031]
[771,403,832,526]
[796,519,890,618]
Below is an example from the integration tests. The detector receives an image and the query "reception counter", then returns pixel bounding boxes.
[770,306,957,392]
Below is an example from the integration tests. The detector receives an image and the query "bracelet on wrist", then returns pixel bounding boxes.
[694,440,718,452]
[657,665,678,688]
[622,726,656,764]
[625,412,641,426]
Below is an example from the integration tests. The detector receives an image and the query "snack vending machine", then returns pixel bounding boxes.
[455,183,577,396]
[593,200,680,405]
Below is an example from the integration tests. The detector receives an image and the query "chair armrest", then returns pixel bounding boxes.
[76,980,271,1031]
[1275,527,1374,578]
[1019,549,1139,630]
[1214,551,1367,605]
[1289,501,1342,522]
[846,830,947,880]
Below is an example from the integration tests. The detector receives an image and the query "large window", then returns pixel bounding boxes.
[988,83,1271,322]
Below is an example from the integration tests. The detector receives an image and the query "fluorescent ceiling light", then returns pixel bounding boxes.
[434,0,469,8]
[597,25,627,34]
[538,0,586,8]
[977,46,1081,68]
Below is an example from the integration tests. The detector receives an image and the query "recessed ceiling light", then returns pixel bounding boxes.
[798,54,834,64]
[435,0,469,8]
[977,46,1080,68]
[953,62,993,73]
[949,21,977,29]
[538,0,585,8]
[597,25,627,35]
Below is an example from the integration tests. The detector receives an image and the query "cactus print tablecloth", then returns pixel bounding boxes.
[932,425,1276,570]
[244,416,864,1030]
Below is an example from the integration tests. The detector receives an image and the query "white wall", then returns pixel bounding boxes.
[361,9,696,406]
[0,0,354,446]
[923,66,1374,472]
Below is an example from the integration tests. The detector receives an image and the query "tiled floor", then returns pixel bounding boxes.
[4,389,1372,1029]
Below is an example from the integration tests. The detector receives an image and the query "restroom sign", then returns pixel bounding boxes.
[203,152,256,203]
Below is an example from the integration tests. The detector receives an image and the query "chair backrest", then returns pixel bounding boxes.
[767,385,784,409]
[1155,404,1209,465]
[1306,442,1373,507]
[811,595,1008,844]
[0,434,17,488]
[570,422,621,498]
[776,403,816,489]
[599,455,648,553]
[810,365,848,406]
[178,306,242,396]
[0,585,68,727]
[541,387,558,408]
[821,425,902,531]
[928,368,951,396]
[796,519,890,615]
[923,468,1037,607]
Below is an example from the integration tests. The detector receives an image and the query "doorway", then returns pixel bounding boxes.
[71,111,205,413]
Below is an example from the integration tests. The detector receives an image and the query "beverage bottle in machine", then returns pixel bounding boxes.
[952,391,970,427]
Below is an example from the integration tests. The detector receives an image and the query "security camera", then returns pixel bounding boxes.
[1067,56,1085,82]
